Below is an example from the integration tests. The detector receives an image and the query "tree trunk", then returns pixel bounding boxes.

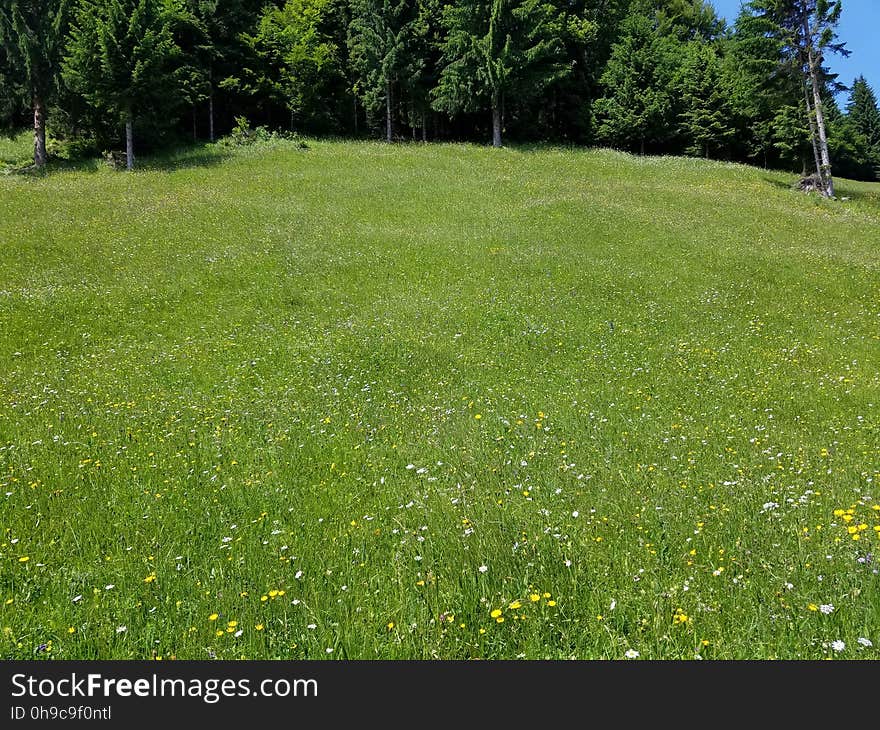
[808,60,834,197]
[125,113,135,171]
[640,137,645,156]
[208,91,215,143]
[492,102,502,148]
[803,14,834,197]
[33,93,47,168]
[385,79,393,143]
[192,106,198,142]
[422,114,427,143]
[803,84,823,184]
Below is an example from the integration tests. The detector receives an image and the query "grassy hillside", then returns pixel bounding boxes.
[1,141,878,659]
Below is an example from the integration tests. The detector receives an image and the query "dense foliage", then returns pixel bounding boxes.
[0,0,878,179]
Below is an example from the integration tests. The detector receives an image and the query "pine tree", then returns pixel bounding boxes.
[676,42,734,158]
[433,0,569,147]
[63,0,183,170]
[0,0,71,167]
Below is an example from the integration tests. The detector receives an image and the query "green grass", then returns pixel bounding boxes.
[1,140,879,660]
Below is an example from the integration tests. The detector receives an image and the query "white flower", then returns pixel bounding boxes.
[294,570,303,579]
[325,647,333,653]
[857,637,873,648]
[405,464,415,470]
[478,565,488,574]
[72,595,83,603]
[564,559,572,567]
[116,626,127,634]
[234,630,243,637]
[104,584,115,590]
[571,511,579,518]
[610,599,617,611]
[624,649,639,659]
[307,623,317,630]
[820,604,834,615]
[831,640,845,652]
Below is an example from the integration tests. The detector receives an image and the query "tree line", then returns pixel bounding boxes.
[1,0,878,190]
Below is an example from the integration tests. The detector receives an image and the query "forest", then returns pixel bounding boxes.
[1,0,879,185]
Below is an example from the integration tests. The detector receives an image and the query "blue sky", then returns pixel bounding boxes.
[711,0,880,100]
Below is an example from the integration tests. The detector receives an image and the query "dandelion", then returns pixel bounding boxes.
[508,601,522,610]
[807,603,819,612]
[547,600,556,607]
[490,609,502,619]
[624,649,639,659]
[143,573,156,584]
[18,556,29,563]
[387,622,394,630]
[255,624,264,631]
[208,613,219,621]
[529,593,541,602]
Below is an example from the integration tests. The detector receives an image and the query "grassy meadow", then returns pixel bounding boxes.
[1,135,879,659]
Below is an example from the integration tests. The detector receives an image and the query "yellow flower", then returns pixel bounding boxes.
[18,556,29,563]
[474,414,482,420]
[227,620,238,628]
[547,600,556,607]
[268,590,279,598]
[67,627,75,634]
[808,604,818,611]
[215,630,224,637]
[508,601,522,610]
[143,573,156,583]
[208,613,219,621]
[529,593,541,602]
[387,622,394,630]
[255,624,264,631]
[260,595,268,602]
[495,617,504,623]
[542,592,551,599]
[490,609,502,619]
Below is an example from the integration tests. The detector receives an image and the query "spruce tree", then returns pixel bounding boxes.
[676,42,734,158]
[0,0,71,167]
[846,76,880,153]
[63,0,183,170]
[433,0,569,147]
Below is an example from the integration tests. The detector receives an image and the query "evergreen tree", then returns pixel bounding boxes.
[64,0,183,170]
[846,76,880,154]
[676,42,734,158]
[594,9,677,154]
[748,0,849,197]
[433,0,569,147]
[0,0,71,167]
[348,0,424,142]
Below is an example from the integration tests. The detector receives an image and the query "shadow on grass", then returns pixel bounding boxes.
[2,144,233,176]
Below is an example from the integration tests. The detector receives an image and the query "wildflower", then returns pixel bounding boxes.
[255,624,264,631]
[72,595,83,604]
[67,627,75,634]
[807,604,819,612]
[208,613,219,621]
[624,649,639,659]
[18,556,29,563]
[227,620,238,628]
[857,638,872,648]
[116,626,127,634]
[547,600,556,607]
[831,640,845,652]
[387,622,394,630]
[508,601,522,610]
[143,573,156,583]
[490,609,502,619]
[529,593,541,602]
[478,565,488,574]
[819,604,834,615]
